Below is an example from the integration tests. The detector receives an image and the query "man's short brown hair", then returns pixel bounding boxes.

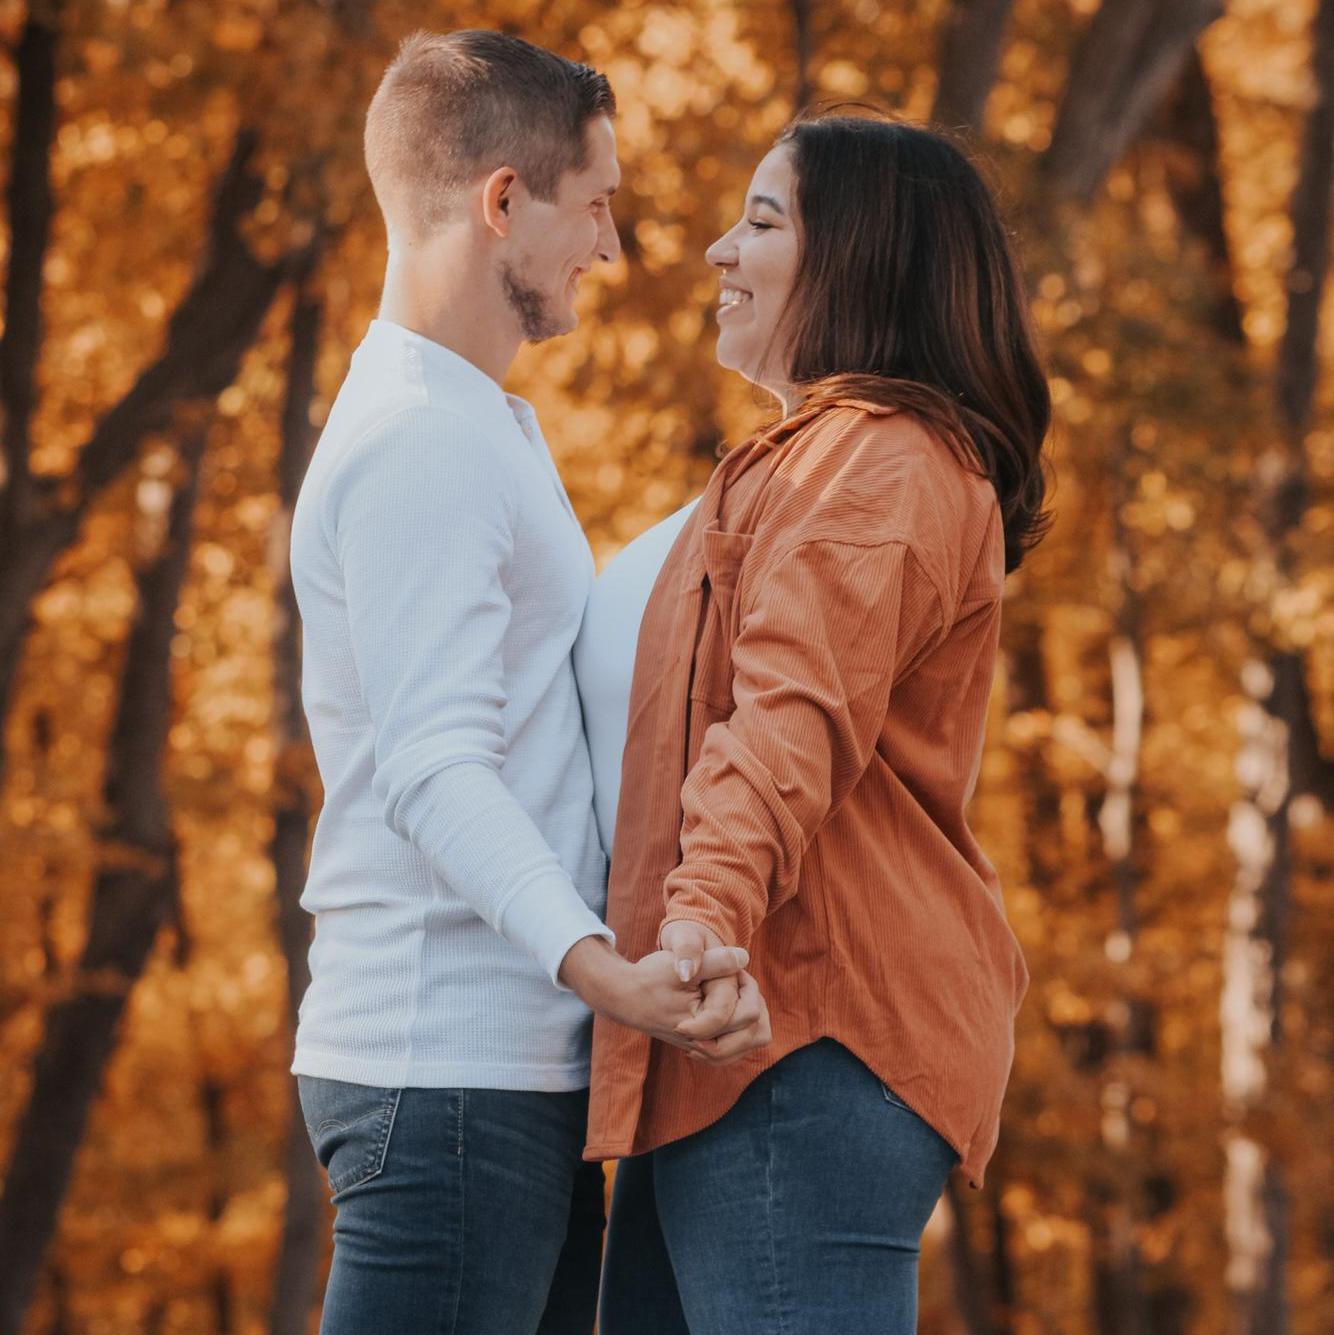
[365,29,616,239]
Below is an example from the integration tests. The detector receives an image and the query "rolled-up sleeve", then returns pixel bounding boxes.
[661,536,943,951]
[326,408,612,986]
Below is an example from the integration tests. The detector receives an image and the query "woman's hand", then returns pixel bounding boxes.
[660,919,773,1064]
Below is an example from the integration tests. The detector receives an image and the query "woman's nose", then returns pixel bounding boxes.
[705,235,733,268]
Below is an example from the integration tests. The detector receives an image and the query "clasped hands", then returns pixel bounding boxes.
[561,921,772,1065]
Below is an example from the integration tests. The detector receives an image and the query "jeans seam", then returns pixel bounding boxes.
[371,1088,401,1183]
[437,1090,466,1335]
[764,1077,789,1335]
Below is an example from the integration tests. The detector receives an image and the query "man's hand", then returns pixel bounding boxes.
[679,969,772,1065]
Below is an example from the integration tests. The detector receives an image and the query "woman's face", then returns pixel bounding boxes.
[705,144,801,406]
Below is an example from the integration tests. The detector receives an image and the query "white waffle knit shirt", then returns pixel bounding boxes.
[289,318,613,1091]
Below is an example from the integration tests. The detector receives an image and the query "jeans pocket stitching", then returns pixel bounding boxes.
[880,1081,914,1113]
[327,1088,401,1196]
[314,1110,372,1136]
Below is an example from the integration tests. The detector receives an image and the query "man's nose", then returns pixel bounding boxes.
[597,211,622,265]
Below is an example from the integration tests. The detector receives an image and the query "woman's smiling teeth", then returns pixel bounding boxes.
[719,285,752,310]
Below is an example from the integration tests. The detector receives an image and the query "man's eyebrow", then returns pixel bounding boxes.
[749,192,785,215]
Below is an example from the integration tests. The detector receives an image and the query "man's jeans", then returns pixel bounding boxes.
[598,1038,960,1335]
[297,1077,604,1335]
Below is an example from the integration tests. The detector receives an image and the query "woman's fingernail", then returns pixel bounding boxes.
[677,960,693,981]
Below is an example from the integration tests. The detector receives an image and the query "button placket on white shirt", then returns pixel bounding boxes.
[506,396,593,567]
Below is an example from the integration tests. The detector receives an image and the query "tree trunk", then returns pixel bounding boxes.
[939,619,1053,1335]
[1221,2,1334,1330]
[1044,0,1224,201]
[266,257,328,1335]
[944,1171,1004,1335]
[0,3,62,764]
[790,0,813,111]
[201,1075,235,1335]
[0,430,205,1334]
[1278,0,1334,436]
[933,0,1016,134]
[1090,473,1153,1335]
[0,6,60,541]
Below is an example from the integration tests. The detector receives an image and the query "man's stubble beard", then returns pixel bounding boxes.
[500,260,570,343]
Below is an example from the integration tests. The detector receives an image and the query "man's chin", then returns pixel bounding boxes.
[526,307,579,344]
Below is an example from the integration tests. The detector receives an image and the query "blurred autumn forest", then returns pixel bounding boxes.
[0,0,1331,1331]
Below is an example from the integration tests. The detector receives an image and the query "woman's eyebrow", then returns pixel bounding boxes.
[748,193,785,215]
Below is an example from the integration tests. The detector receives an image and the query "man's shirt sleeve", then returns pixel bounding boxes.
[324,408,612,987]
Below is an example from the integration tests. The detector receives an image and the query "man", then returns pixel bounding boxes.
[288,29,767,1335]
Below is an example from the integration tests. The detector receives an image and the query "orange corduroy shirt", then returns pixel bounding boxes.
[583,395,1031,1190]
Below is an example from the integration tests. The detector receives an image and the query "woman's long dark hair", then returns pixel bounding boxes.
[774,110,1054,574]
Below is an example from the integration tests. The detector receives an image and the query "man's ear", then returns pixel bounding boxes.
[481,167,517,238]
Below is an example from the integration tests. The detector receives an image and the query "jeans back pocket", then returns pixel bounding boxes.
[298,1077,402,1197]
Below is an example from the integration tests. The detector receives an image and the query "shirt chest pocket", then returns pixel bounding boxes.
[687,526,754,716]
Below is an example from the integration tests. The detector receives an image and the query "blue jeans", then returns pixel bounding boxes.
[297,1077,604,1335]
[598,1038,960,1335]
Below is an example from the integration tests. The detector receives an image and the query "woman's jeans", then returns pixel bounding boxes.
[598,1038,960,1335]
[297,1077,605,1335]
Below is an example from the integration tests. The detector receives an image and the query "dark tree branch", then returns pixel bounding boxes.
[0,128,296,770]
[1158,48,1246,343]
[791,0,813,112]
[0,8,60,528]
[76,130,271,499]
[316,0,375,33]
[1044,0,1224,201]
[933,0,1016,134]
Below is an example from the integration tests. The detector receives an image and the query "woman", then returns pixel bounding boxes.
[573,110,1052,1333]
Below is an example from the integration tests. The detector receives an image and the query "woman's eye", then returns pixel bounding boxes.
[748,219,772,230]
